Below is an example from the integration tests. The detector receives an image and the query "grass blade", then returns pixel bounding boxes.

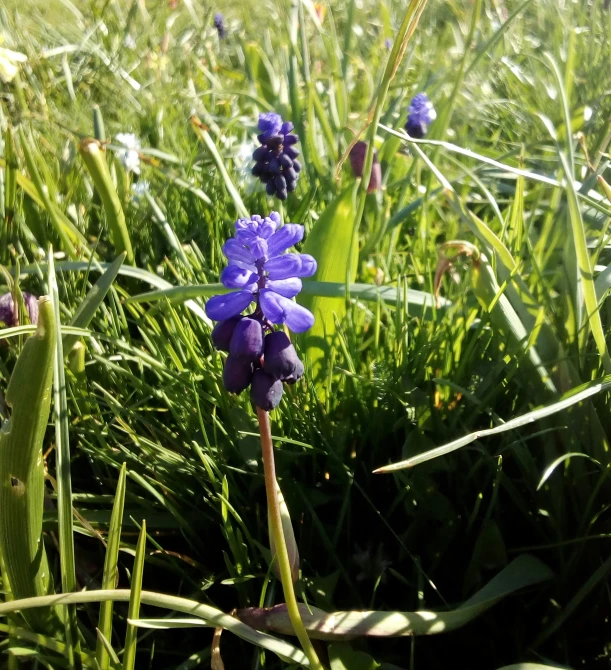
[96,463,127,670]
[122,520,147,670]
[49,251,81,667]
[374,375,611,472]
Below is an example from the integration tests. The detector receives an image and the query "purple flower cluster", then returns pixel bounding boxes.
[206,212,316,410]
[214,13,226,39]
[252,113,301,200]
[0,292,39,327]
[405,93,436,138]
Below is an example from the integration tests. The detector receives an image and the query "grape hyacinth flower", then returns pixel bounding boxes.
[405,93,436,139]
[115,133,141,174]
[0,292,39,327]
[206,212,316,410]
[214,13,226,39]
[252,113,301,200]
[349,141,382,193]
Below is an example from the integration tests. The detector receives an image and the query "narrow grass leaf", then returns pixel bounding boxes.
[374,376,611,472]
[122,520,147,670]
[96,463,127,670]
[49,252,80,666]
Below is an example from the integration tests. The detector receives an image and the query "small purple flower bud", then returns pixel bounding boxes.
[211,316,242,352]
[284,358,304,384]
[349,141,382,193]
[223,355,254,394]
[250,369,284,410]
[230,318,264,361]
[263,331,302,381]
[0,292,39,327]
[214,12,226,39]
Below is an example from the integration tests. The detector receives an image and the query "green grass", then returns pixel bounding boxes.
[1,0,611,667]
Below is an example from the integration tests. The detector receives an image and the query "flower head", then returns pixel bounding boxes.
[0,47,27,84]
[0,292,39,327]
[405,93,436,139]
[384,38,392,50]
[349,141,382,193]
[214,13,226,39]
[252,113,301,200]
[206,212,316,409]
[115,133,141,174]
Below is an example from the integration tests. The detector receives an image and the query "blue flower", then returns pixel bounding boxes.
[0,292,38,327]
[405,93,436,138]
[207,213,316,409]
[214,12,226,38]
[252,113,301,200]
[205,213,316,333]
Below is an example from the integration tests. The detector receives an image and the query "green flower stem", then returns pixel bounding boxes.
[256,407,325,670]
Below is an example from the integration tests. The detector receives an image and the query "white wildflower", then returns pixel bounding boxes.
[131,179,150,202]
[0,47,27,84]
[115,133,141,174]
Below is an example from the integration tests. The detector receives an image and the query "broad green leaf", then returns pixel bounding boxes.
[237,554,552,638]
[299,184,359,380]
[0,298,63,635]
[329,644,380,670]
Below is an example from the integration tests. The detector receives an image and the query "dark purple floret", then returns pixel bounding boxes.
[252,113,300,200]
[284,357,304,384]
[405,93,436,138]
[349,141,382,193]
[212,316,242,352]
[0,292,39,327]
[263,331,302,381]
[230,318,264,361]
[223,355,254,394]
[250,369,284,410]
[214,12,226,39]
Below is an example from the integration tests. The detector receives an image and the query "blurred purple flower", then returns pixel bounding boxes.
[349,141,382,193]
[405,93,436,138]
[214,12,226,38]
[252,113,301,200]
[0,292,39,327]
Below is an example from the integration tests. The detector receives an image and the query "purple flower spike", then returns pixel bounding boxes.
[0,292,39,327]
[405,93,436,138]
[207,212,316,409]
[214,13,226,39]
[252,112,301,200]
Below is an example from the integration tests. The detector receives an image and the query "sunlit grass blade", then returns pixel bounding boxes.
[122,520,147,670]
[560,152,611,373]
[96,463,127,670]
[374,375,611,473]
[0,590,310,666]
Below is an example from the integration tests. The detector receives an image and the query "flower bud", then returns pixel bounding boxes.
[349,141,381,193]
[0,292,39,327]
[250,369,283,410]
[211,316,242,352]
[223,355,254,394]
[229,318,264,361]
[262,331,302,380]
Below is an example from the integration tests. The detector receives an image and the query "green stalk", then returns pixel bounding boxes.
[257,408,325,670]
[79,139,134,263]
[0,298,62,635]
